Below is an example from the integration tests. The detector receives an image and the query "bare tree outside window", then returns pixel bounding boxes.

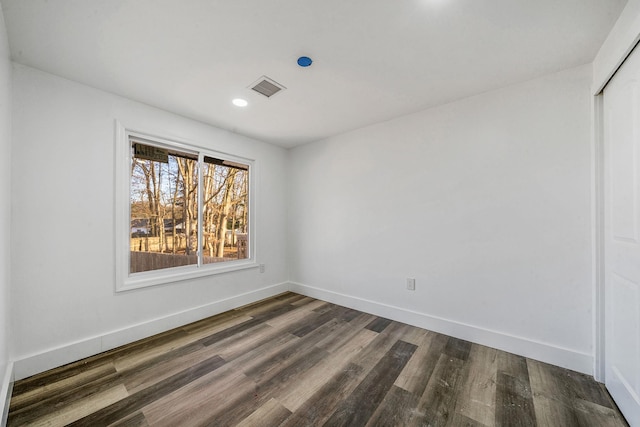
[129,140,249,274]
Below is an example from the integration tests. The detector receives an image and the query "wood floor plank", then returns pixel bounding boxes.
[497,350,529,378]
[140,363,251,426]
[397,325,431,346]
[179,313,254,343]
[444,336,472,361]
[11,384,130,427]
[15,335,213,422]
[311,301,337,314]
[528,392,580,427]
[573,398,630,427]
[233,292,304,317]
[235,398,292,427]
[495,351,536,427]
[170,326,335,426]
[452,343,498,426]
[213,324,291,362]
[12,335,212,422]
[9,362,118,413]
[199,322,273,359]
[351,321,413,369]
[337,307,363,322]
[409,353,467,426]
[122,339,214,394]
[243,318,342,383]
[199,304,298,347]
[527,358,613,409]
[527,358,626,427]
[257,343,329,392]
[364,316,393,333]
[279,363,366,427]
[8,293,630,427]
[223,329,300,373]
[286,305,351,337]
[108,411,149,427]
[289,294,317,306]
[198,347,329,426]
[394,331,448,396]
[314,312,377,353]
[447,412,489,427]
[263,298,327,329]
[527,358,579,426]
[277,327,378,412]
[495,371,536,427]
[365,385,420,427]
[9,367,127,424]
[12,326,189,398]
[69,355,226,426]
[143,369,256,427]
[178,308,247,335]
[162,320,341,426]
[323,340,417,426]
[109,328,192,370]
[259,297,311,317]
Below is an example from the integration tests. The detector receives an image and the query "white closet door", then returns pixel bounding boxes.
[603,42,640,427]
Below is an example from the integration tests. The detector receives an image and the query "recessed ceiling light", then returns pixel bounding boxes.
[232,98,248,107]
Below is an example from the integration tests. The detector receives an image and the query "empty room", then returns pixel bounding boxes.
[1,0,640,426]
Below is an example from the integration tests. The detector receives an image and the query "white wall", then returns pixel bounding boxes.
[10,65,289,379]
[0,1,12,422]
[289,65,594,373]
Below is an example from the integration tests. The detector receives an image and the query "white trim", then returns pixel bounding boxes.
[114,120,129,290]
[592,93,606,382]
[12,281,595,382]
[289,282,594,375]
[1,362,13,427]
[593,0,640,94]
[118,261,260,292]
[12,282,290,380]
[114,120,257,292]
[197,151,204,268]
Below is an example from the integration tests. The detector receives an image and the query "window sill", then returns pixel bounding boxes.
[117,260,259,292]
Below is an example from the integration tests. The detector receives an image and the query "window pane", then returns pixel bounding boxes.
[129,143,199,273]
[202,159,249,263]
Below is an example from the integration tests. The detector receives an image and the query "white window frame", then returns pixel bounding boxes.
[115,121,257,292]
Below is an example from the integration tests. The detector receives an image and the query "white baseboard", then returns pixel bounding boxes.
[12,280,594,383]
[13,282,290,381]
[1,361,13,427]
[289,282,594,375]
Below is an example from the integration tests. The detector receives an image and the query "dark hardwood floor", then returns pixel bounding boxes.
[8,292,628,426]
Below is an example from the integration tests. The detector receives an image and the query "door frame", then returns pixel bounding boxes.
[592,92,605,382]
[592,2,640,381]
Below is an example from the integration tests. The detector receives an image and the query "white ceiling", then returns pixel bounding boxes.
[0,0,628,148]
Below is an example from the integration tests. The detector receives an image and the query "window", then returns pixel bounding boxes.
[116,124,255,290]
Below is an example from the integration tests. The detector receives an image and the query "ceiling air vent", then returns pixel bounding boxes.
[250,76,286,98]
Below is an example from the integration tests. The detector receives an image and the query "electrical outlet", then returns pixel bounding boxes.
[406,278,415,291]
[259,264,265,273]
